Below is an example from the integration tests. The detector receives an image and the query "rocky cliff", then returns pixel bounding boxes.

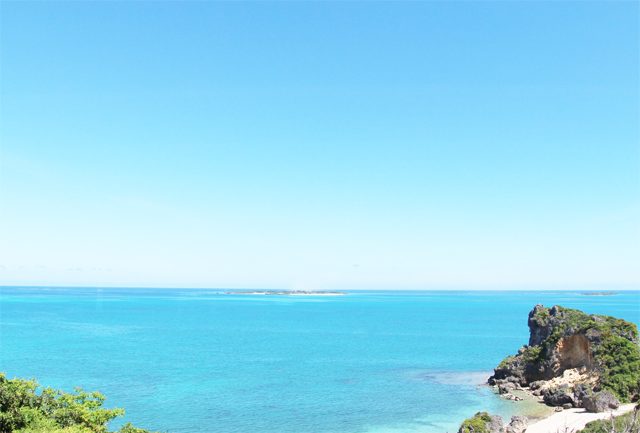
[457,305,640,433]
[489,305,640,406]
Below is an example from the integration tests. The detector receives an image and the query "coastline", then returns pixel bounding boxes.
[503,389,556,421]
[480,385,638,433]
[449,371,621,430]
[493,386,637,432]
[526,403,636,433]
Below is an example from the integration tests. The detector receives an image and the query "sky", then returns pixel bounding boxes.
[0,1,638,290]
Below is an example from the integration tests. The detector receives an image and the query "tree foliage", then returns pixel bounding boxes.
[0,374,155,433]
[458,412,492,433]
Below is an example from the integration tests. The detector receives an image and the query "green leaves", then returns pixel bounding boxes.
[459,412,492,433]
[596,336,640,402]
[0,374,154,433]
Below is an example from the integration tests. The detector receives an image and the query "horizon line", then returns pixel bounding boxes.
[1,284,639,292]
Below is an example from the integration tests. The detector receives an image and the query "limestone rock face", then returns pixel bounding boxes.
[486,415,504,433]
[528,304,555,346]
[505,416,528,433]
[573,383,592,407]
[498,383,516,395]
[542,386,575,407]
[488,304,640,405]
[582,391,620,413]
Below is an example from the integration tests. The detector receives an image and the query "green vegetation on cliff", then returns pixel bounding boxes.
[532,306,640,402]
[594,334,640,402]
[0,374,154,433]
[492,305,640,402]
[458,412,492,433]
[530,306,638,349]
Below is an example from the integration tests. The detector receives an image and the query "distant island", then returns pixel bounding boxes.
[224,290,346,296]
[581,291,618,296]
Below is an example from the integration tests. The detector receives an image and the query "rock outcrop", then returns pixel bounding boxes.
[504,416,527,433]
[489,305,640,410]
[542,385,576,407]
[582,390,620,413]
[458,413,527,433]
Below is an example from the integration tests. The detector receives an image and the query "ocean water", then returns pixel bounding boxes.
[0,288,638,433]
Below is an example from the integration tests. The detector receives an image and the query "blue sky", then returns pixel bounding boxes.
[0,1,638,289]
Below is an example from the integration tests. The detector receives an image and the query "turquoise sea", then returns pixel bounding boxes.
[0,288,638,433]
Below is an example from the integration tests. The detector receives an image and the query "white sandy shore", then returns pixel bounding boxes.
[525,403,636,433]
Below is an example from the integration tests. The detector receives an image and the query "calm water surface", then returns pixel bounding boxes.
[1,288,638,433]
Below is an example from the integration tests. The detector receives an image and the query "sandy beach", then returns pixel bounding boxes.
[525,403,636,433]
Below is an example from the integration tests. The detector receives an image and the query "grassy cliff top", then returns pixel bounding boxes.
[529,305,638,346]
